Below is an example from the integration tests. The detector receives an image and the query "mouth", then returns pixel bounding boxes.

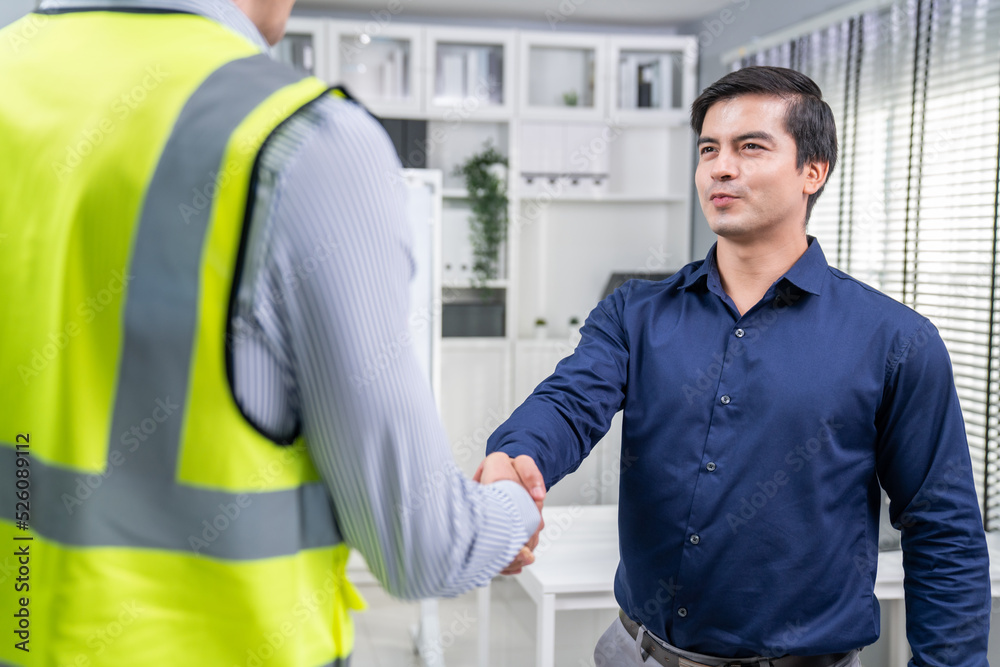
[709,193,739,207]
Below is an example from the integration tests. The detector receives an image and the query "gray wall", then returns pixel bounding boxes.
[680,0,854,260]
[1,0,36,29]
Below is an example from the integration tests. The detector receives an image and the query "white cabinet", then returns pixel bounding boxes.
[277,19,698,471]
[275,17,329,81]
[518,121,611,197]
[518,31,608,120]
[328,20,424,117]
[425,27,516,120]
[609,36,698,124]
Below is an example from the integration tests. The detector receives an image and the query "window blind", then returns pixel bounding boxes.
[734,0,1000,529]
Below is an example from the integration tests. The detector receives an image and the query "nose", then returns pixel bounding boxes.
[710,147,738,181]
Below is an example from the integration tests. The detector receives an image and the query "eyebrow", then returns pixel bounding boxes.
[698,131,777,146]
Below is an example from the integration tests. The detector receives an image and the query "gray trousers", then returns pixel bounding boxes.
[594,617,862,667]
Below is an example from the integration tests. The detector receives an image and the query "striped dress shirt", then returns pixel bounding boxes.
[37,0,539,599]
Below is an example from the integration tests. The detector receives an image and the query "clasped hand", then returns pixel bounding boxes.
[474,452,546,575]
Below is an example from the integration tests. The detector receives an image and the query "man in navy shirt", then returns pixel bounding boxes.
[480,66,990,666]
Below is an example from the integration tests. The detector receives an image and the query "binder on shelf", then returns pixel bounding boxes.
[439,51,466,102]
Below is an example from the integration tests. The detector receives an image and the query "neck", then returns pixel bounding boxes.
[715,232,808,315]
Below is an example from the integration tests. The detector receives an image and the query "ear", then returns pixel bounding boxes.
[803,160,830,195]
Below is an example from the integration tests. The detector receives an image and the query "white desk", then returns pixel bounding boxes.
[502,505,1000,667]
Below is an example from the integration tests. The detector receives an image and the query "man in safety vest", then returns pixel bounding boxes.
[0,1,543,665]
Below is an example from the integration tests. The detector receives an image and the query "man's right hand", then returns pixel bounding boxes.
[474,452,546,575]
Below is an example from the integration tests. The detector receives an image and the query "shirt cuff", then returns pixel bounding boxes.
[488,480,542,537]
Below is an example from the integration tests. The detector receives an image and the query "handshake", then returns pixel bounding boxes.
[474,452,547,575]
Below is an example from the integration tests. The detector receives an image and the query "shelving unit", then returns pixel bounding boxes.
[276,19,698,498]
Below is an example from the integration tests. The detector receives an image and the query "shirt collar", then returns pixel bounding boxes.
[37,0,272,53]
[679,236,828,297]
[780,236,827,296]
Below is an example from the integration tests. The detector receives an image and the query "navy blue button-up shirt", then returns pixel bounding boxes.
[488,239,990,664]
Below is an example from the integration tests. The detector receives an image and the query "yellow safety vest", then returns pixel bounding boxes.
[0,9,363,666]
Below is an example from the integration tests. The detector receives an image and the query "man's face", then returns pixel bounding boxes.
[695,94,821,241]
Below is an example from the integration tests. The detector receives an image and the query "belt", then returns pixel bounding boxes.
[618,611,848,667]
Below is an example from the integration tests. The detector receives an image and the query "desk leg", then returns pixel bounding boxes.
[536,593,556,667]
[478,583,491,667]
[886,599,909,667]
[415,599,446,667]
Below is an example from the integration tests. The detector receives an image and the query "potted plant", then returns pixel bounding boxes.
[534,317,548,339]
[455,143,508,288]
[568,316,582,344]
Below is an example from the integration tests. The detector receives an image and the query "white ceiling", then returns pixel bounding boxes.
[295,0,738,26]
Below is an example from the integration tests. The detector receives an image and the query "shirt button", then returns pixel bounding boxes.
[735,328,745,338]
[720,395,731,405]
[706,462,717,472]
[689,534,700,545]
[677,608,688,618]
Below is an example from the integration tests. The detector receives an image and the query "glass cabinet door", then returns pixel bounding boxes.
[519,32,606,119]
[274,18,329,81]
[330,22,424,116]
[426,27,514,119]
[609,36,697,123]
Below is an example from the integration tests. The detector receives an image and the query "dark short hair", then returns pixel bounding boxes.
[690,66,838,222]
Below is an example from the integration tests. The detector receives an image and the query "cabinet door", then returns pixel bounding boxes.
[518,31,607,120]
[609,36,697,125]
[425,27,515,120]
[402,169,443,400]
[329,20,424,117]
[275,17,329,81]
